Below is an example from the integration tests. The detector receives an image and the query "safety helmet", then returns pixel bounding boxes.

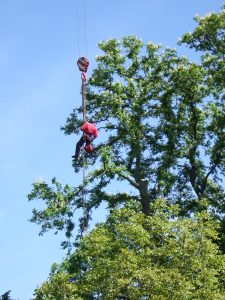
[77,57,89,72]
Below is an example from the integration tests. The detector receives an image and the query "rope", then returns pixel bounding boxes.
[83,0,88,57]
[76,0,89,234]
[82,156,88,232]
[81,72,87,122]
[81,73,88,232]
[76,0,80,57]
[76,0,88,57]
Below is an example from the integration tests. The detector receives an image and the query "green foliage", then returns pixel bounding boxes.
[28,178,81,248]
[30,6,225,299]
[33,273,82,300]
[0,291,13,300]
[33,200,225,299]
[179,5,225,93]
[28,7,225,246]
[61,6,224,219]
[179,6,225,54]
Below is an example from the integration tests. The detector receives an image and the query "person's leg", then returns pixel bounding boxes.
[85,140,91,147]
[72,136,84,160]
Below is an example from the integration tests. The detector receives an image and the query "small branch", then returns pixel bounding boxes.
[119,173,140,189]
[200,158,220,195]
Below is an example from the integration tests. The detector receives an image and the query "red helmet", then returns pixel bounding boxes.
[77,57,89,72]
[84,144,94,153]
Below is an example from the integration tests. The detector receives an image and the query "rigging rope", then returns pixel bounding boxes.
[76,0,89,233]
[81,72,87,122]
[76,0,88,58]
[83,0,88,57]
[81,70,88,232]
[76,0,80,57]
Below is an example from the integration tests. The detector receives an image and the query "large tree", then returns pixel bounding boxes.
[28,6,225,246]
[33,200,225,300]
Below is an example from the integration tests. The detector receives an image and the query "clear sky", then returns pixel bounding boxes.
[0,1,223,299]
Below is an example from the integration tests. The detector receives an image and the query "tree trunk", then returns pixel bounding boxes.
[139,179,151,215]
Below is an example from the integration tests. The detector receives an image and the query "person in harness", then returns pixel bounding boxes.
[72,120,98,161]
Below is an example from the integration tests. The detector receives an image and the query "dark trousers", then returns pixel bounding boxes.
[74,135,91,160]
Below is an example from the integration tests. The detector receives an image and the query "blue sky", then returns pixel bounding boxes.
[0,1,223,299]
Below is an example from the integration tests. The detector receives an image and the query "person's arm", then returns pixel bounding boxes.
[81,123,87,132]
[93,127,98,139]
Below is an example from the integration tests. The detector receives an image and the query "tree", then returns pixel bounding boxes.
[33,273,81,300]
[28,7,225,246]
[179,5,224,92]
[179,5,225,250]
[30,6,225,299]
[0,291,14,300]
[33,200,225,300]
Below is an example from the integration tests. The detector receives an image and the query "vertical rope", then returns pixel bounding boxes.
[81,73,87,122]
[76,0,80,57]
[82,157,88,232]
[81,73,88,232]
[76,0,88,57]
[76,0,89,234]
[83,0,88,57]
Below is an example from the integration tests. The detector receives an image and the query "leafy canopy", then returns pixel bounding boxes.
[33,200,225,300]
[28,6,225,246]
[30,6,225,300]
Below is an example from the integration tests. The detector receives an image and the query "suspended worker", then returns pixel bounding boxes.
[72,120,98,161]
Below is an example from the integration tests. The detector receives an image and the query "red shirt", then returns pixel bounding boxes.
[81,122,98,139]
